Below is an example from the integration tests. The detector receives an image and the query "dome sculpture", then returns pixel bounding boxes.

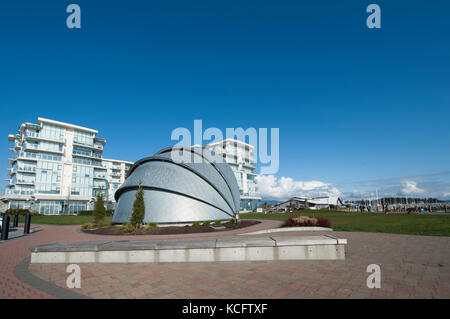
[112,147,240,224]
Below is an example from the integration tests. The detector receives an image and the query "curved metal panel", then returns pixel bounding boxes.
[113,188,232,224]
[113,147,241,224]
[117,161,233,215]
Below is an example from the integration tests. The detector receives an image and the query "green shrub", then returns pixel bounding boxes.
[202,221,211,226]
[81,222,96,230]
[131,183,145,229]
[192,221,201,226]
[79,209,114,216]
[230,217,238,224]
[5,208,30,216]
[94,193,106,226]
[119,223,134,232]
[143,222,157,230]
[100,220,112,227]
[214,220,222,225]
[77,210,94,216]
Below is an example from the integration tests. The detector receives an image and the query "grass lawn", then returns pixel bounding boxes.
[240,210,450,236]
[18,215,112,225]
[14,210,450,236]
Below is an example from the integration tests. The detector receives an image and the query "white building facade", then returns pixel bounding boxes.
[1,118,132,214]
[202,139,261,211]
[102,158,133,209]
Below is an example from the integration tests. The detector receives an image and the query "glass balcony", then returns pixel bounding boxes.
[4,189,34,195]
[24,131,39,138]
[18,152,38,160]
[17,167,36,173]
[26,131,65,143]
[17,180,36,185]
[93,143,104,150]
[23,143,39,150]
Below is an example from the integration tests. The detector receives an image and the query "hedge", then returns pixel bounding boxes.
[5,208,31,216]
[77,209,114,216]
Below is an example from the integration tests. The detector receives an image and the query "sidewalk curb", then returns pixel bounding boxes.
[14,257,91,299]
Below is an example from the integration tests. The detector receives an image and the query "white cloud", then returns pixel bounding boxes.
[256,175,341,200]
[401,181,425,195]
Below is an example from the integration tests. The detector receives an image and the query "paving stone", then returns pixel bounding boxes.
[2,221,450,299]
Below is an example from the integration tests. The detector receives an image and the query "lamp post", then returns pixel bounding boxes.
[1,214,10,240]
[23,195,34,235]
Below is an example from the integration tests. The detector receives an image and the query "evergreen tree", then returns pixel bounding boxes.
[131,182,145,229]
[94,192,106,226]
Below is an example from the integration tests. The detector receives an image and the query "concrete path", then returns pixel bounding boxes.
[0,220,281,298]
[1,221,449,299]
[28,231,450,299]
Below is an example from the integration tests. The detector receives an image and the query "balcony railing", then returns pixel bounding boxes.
[93,162,107,169]
[3,189,34,196]
[18,152,38,160]
[23,143,38,150]
[17,167,36,172]
[24,131,39,138]
[73,139,94,147]
[17,179,35,184]
[93,144,104,150]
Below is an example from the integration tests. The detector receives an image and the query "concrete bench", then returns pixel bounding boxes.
[30,235,347,264]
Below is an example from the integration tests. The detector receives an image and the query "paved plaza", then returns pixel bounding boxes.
[0,220,449,299]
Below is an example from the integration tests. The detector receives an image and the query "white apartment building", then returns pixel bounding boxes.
[102,158,133,208]
[1,118,132,214]
[202,139,262,211]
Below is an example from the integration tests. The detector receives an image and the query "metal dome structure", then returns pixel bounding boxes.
[112,147,240,224]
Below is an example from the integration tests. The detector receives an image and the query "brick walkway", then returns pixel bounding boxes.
[1,221,450,299]
[0,220,280,298]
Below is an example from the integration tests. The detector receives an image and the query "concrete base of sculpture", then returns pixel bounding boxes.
[30,235,347,264]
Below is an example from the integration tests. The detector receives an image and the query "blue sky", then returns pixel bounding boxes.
[0,0,449,200]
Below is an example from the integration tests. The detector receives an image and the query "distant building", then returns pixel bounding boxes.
[200,139,262,211]
[307,196,344,210]
[273,196,343,211]
[1,118,132,214]
[102,158,133,210]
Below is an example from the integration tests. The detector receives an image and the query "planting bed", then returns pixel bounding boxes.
[81,220,260,235]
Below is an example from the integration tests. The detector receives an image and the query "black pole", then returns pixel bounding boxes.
[1,215,10,240]
[24,213,31,234]
[13,213,19,228]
